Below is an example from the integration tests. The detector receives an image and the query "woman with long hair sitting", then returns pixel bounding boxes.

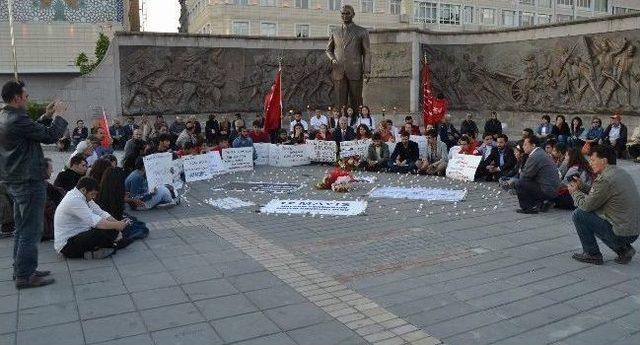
[549,147,594,210]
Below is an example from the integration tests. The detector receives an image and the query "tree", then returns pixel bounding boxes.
[75,33,110,75]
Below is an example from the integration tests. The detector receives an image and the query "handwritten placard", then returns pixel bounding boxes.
[340,139,371,158]
[222,147,254,172]
[183,154,215,182]
[269,144,311,167]
[254,143,271,166]
[143,152,173,191]
[307,140,337,162]
[446,154,482,182]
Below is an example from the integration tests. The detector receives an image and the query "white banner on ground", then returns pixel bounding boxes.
[143,152,174,191]
[222,147,254,172]
[222,182,303,194]
[446,154,482,182]
[269,144,311,167]
[340,139,371,158]
[183,154,216,182]
[260,199,367,216]
[254,143,271,165]
[204,197,255,210]
[369,187,466,202]
[307,140,337,162]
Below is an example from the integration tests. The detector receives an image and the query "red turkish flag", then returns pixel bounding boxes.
[263,69,282,132]
[422,59,448,126]
[99,109,112,148]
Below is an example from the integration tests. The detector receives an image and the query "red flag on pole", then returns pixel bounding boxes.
[99,108,112,148]
[422,58,448,126]
[263,68,282,132]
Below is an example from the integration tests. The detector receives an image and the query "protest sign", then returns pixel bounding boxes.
[204,197,255,210]
[260,199,367,216]
[222,147,254,172]
[269,144,311,167]
[307,140,337,162]
[446,154,482,182]
[143,152,173,191]
[207,151,228,176]
[222,182,303,194]
[369,187,466,202]
[254,143,271,165]
[170,158,184,190]
[340,139,371,158]
[182,153,226,182]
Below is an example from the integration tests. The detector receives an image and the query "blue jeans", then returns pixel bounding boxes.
[6,181,46,279]
[572,209,638,255]
[143,185,173,209]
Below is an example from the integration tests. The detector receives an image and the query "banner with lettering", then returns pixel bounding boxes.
[183,154,217,182]
[254,143,271,165]
[340,139,371,158]
[307,140,337,162]
[446,154,482,182]
[260,199,367,216]
[369,187,466,202]
[268,144,311,167]
[222,147,254,173]
[143,152,174,191]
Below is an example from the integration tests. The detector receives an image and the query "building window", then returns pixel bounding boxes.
[520,12,535,26]
[594,0,607,12]
[462,6,474,24]
[539,0,552,7]
[390,0,401,15]
[502,10,516,26]
[295,24,310,37]
[295,0,309,9]
[232,21,250,35]
[328,0,341,11]
[328,24,340,35]
[261,22,277,36]
[361,0,373,13]
[233,0,249,5]
[537,14,552,23]
[260,0,276,6]
[414,1,437,24]
[481,8,496,25]
[576,0,591,8]
[439,4,460,25]
[519,0,535,5]
[556,0,573,6]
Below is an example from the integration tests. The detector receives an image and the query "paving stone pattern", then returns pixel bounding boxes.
[0,151,638,345]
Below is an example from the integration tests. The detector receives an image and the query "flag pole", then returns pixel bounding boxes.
[7,0,19,80]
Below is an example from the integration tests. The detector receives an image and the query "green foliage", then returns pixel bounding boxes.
[26,101,48,122]
[75,33,110,75]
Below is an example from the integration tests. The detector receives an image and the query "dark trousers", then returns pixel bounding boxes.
[6,182,46,279]
[387,160,417,174]
[515,179,554,210]
[334,78,363,111]
[573,209,638,255]
[359,161,387,172]
[60,228,118,258]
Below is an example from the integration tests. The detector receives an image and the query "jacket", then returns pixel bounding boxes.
[390,141,419,163]
[484,119,502,136]
[520,147,561,196]
[366,143,390,163]
[424,140,449,163]
[571,165,640,237]
[0,105,68,184]
[484,146,516,173]
[334,127,356,143]
[602,123,628,147]
[326,22,371,81]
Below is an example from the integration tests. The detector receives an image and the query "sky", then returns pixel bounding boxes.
[142,0,180,33]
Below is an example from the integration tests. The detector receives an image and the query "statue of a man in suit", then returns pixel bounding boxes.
[326,5,371,112]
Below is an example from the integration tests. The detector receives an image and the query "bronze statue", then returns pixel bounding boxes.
[326,5,371,112]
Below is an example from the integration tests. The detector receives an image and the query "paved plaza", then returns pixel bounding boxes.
[0,149,639,345]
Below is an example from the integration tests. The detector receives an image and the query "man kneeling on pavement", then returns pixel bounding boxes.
[569,145,639,265]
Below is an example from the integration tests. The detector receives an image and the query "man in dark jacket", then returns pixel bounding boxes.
[479,134,516,181]
[0,80,68,289]
[460,113,479,138]
[515,135,561,214]
[334,117,356,144]
[54,154,88,192]
[602,114,628,158]
[438,115,461,149]
[484,111,503,138]
[388,131,419,173]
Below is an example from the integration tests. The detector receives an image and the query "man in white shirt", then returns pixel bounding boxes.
[309,109,328,132]
[54,177,129,259]
[289,111,309,134]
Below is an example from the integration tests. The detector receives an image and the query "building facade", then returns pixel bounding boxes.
[0,0,130,100]
[186,0,640,37]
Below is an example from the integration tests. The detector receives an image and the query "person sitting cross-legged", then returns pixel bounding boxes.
[54,177,130,259]
[388,131,419,173]
[480,134,516,182]
[569,145,639,265]
[360,133,389,172]
[417,129,448,176]
[125,157,178,210]
[54,154,88,192]
[515,135,561,214]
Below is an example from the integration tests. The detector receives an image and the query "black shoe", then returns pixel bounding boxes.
[516,208,539,214]
[572,252,604,265]
[615,246,636,264]
[12,270,51,281]
[539,201,553,213]
[15,274,55,289]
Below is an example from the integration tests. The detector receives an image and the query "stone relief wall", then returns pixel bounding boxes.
[0,0,124,23]
[423,30,640,115]
[120,46,334,115]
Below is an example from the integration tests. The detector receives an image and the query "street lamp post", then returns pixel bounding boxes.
[6,0,19,80]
